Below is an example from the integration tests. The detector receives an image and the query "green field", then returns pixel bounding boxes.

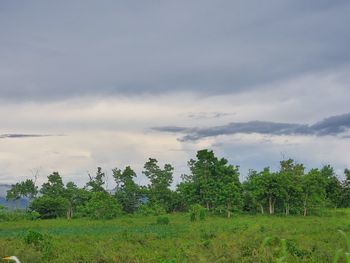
[1,211,350,263]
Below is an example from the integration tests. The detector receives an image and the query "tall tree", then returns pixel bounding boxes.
[64,181,80,219]
[301,169,326,216]
[184,149,241,216]
[215,160,241,217]
[41,172,65,197]
[188,150,218,210]
[6,183,22,209]
[31,172,69,218]
[319,165,342,208]
[86,167,106,193]
[279,159,304,215]
[7,179,38,209]
[113,166,140,213]
[143,158,173,211]
[242,170,266,214]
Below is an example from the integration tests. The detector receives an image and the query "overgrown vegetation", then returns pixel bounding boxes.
[6,149,350,219]
[2,149,350,262]
[1,212,350,262]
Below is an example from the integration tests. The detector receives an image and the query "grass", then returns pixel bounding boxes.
[1,210,350,262]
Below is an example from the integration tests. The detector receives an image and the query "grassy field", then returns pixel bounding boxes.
[1,210,350,263]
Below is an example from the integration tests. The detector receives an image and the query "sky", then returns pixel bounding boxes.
[1,0,350,188]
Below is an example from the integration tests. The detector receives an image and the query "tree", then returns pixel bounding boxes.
[242,170,266,214]
[30,195,69,219]
[41,172,65,197]
[6,179,38,209]
[113,166,141,213]
[21,179,38,201]
[143,158,174,212]
[278,159,304,215]
[63,181,80,219]
[301,169,326,216]
[318,165,342,208]
[86,167,106,193]
[183,150,241,217]
[213,159,241,218]
[84,192,121,219]
[340,169,350,207]
[253,168,281,215]
[188,150,217,210]
[6,183,22,209]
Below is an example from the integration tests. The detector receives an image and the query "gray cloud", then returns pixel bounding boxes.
[0,1,350,101]
[0,134,56,139]
[153,113,350,141]
[187,112,235,120]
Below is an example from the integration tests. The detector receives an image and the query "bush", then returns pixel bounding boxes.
[189,204,206,222]
[27,211,41,220]
[24,230,53,261]
[30,196,69,219]
[84,192,122,220]
[138,203,166,216]
[24,230,45,246]
[156,216,170,225]
[0,209,28,222]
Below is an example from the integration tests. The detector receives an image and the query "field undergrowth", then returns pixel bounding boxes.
[1,210,350,262]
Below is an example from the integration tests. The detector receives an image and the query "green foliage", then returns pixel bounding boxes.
[28,210,41,220]
[138,203,166,216]
[84,192,122,219]
[0,209,28,222]
[30,196,69,219]
[182,149,242,217]
[143,158,174,212]
[86,167,106,193]
[0,212,350,262]
[24,230,53,261]
[189,204,206,221]
[41,172,65,197]
[113,166,141,213]
[24,230,45,246]
[156,216,170,225]
[5,149,350,262]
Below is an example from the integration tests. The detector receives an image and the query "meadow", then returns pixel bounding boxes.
[1,210,350,263]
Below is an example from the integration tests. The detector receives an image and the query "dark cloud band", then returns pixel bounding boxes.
[0,134,56,139]
[153,113,350,141]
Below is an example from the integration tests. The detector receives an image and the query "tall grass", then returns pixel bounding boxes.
[1,210,350,262]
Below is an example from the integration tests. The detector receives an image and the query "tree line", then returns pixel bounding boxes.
[6,149,350,219]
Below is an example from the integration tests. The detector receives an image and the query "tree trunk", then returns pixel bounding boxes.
[260,204,264,214]
[269,197,274,214]
[66,206,73,220]
[285,203,289,216]
[227,202,232,218]
[303,194,308,216]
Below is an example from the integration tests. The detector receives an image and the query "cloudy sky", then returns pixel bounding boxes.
[1,0,350,187]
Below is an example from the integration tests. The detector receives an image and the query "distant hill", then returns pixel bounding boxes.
[0,184,28,209]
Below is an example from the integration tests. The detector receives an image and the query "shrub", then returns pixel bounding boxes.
[24,230,45,246]
[24,230,53,261]
[138,203,166,216]
[84,192,122,220]
[156,216,170,225]
[27,211,41,220]
[189,204,206,221]
[0,209,28,222]
[30,196,69,219]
